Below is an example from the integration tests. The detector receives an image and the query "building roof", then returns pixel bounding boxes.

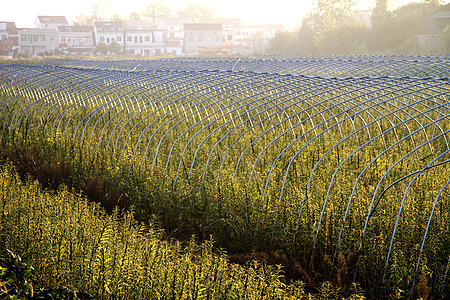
[0,22,17,33]
[36,16,68,24]
[58,25,94,33]
[125,20,153,29]
[198,18,241,27]
[94,21,124,30]
[160,18,193,26]
[184,23,222,31]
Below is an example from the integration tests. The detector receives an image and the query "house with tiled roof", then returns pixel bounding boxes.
[184,23,222,55]
[0,21,18,56]
[18,28,59,56]
[198,18,241,50]
[35,16,68,30]
[124,20,163,56]
[94,21,125,50]
[58,25,95,55]
[158,18,192,55]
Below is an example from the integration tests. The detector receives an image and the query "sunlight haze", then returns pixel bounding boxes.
[0,0,432,30]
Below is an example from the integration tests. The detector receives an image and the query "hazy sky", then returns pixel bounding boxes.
[0,0,439,30]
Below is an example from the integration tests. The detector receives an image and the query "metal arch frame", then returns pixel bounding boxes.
[167,73,300,190]
[0,65,64,140]
[37,56,450,79]
[110,70,210,159]
[144,71,267,183]
[123,71,238,168]
[411,179,450,293]
[383,148,450,283]
[267,78,419,235]
[1,62,449,293]
[198,79,312,193]
[328,105,450,263]
[300,81,450,250]
[91,71,187,158]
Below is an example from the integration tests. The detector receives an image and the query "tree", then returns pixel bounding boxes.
[92,0,114,21]
[372,0,389,27]
[305,0,357,46]
[317,21,369,54]
[108,40,122,55]
[177,4,216,21]
[367,2,440,52]
[94,42,108,55]
[74,14,96,25]
[129,12,141,21]
[437,25,450,54]
[143,2,172,25]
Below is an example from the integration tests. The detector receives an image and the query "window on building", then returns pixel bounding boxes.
[33,34,44,42]
[145,36,149,42]
[117,36,122,41]
[100,36,105,42]
[139,36,143,43]
[227,34,232,41]
[107,37,110,43]
[198,36,203,42]
[127,36,132,42]
[134,36,137,43]
[67,38,71,43]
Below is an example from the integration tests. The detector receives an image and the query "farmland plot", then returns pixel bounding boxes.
[0,56,449,296]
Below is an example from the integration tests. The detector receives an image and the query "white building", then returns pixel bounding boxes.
[35,16,68,30]
[158,18,192,55]
[18,29,59,56]
[58,25,95,55]
[94,21,125,48]
[124,20,164,56]
[183,23,222,55]
[199,18,241,53]
[233,24,283,55]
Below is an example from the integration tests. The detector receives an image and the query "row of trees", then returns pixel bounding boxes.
[75,0,216,26]
[268,0,450,55]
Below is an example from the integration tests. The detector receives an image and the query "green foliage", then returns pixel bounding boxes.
[107,40,122,55]
[177,4,216,21]
[0,249,34,298]
[305,0,357,47]
[273,1,446,54]
[0,164,314,299]
[317,21,369,54]
[94,42,108,56]
[0,61,448,298]
[438,25,450,54]
[142,2,172,25]
[372,0,389,27]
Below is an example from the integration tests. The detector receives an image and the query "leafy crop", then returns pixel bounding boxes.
[0,56,448,297]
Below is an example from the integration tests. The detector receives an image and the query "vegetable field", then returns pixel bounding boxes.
[1,56,449,297]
